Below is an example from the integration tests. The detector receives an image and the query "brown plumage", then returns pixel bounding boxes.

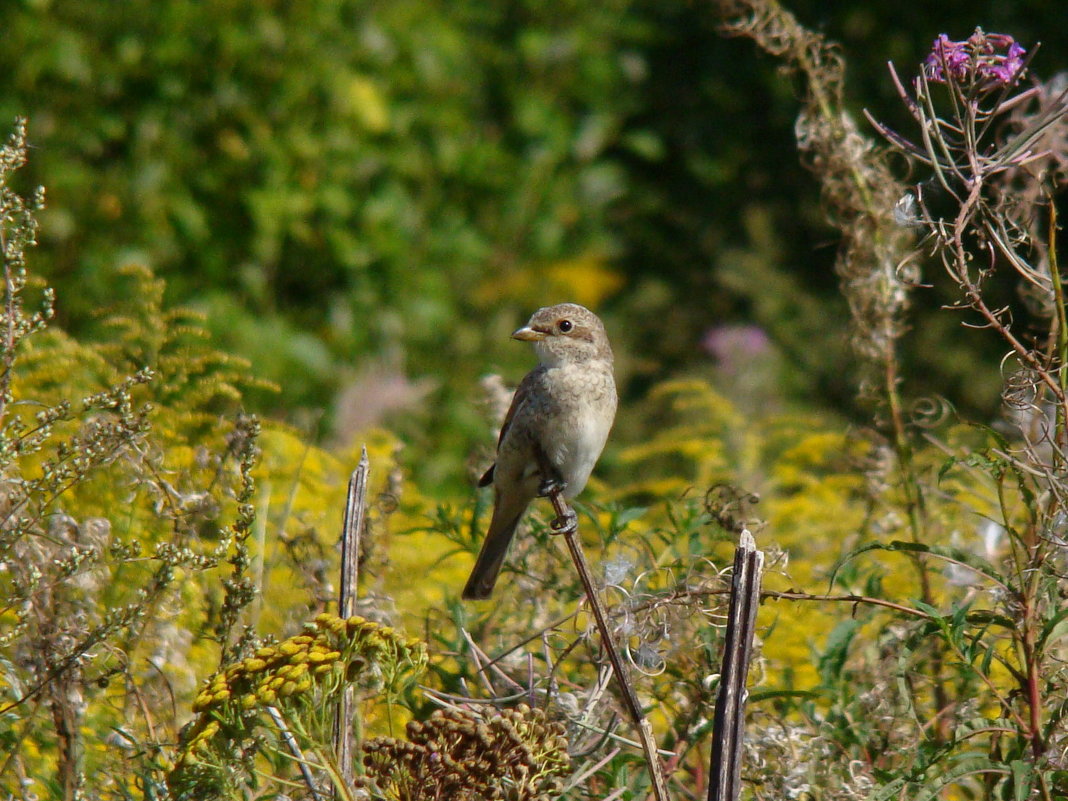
[463,303,617,600]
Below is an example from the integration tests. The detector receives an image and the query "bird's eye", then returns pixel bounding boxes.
[558,319,573,333]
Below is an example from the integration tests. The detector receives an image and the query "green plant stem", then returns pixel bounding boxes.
[994,466,1050,766]
[882,358,947,744]
[1021,507,1052,768]
[1021,600,1045,759]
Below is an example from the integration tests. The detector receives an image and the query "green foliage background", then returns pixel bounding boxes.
[3,0,1066,479]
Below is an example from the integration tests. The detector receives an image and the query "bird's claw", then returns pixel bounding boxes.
[538,476,568,498]
[549,509,578,536]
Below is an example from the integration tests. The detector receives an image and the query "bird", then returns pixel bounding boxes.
[462,303,617,600]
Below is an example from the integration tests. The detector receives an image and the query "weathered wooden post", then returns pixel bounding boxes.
[709,529,763,801]
[334,447,369,795]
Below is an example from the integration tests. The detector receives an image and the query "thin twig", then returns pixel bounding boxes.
[547,489,671,801]
[461,628,525,694]
[267,705,326,801]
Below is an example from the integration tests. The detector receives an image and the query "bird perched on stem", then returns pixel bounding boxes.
[463,303,617,600]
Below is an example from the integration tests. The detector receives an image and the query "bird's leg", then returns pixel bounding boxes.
[538,474,567,498]
[548,501,578,536]
[534,447,577,535]
[534,446,568,498]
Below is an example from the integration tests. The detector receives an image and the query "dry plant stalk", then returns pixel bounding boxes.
[334,448,370,795]
[546,488,670,801]
[708,530,763,801]
[712,0,932,579]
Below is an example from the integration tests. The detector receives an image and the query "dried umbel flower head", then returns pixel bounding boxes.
[360,704,571,801]
[923,29,1027,89]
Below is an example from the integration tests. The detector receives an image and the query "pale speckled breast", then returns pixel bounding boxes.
[533,359,617,498]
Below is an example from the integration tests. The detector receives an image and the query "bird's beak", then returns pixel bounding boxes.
[512,325,547,342]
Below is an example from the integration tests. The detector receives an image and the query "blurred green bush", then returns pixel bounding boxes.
[0,1,644,454]
[3,0,1065,491]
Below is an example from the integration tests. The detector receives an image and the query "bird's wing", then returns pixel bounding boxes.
[477,367,542,488]
[496,367,541,447]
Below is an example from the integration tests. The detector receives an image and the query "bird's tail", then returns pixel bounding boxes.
[462,506,525,600]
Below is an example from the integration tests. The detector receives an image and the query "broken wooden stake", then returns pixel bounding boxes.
[708,529,763,801]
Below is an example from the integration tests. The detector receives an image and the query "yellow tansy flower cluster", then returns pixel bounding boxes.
[173,613,426,773]
[190,613,423,714]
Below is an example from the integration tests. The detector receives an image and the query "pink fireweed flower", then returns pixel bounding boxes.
[923,29,1026,89]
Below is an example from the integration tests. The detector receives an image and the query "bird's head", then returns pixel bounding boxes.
[512,303,613,366]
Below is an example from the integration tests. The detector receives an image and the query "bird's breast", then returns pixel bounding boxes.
[538,361,617,498]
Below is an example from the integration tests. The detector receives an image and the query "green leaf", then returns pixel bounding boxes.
[911,757,1010,801]
[1038,604,1068,652]
[614,505,648,529]
[818,619,860,684]
[1010,759,1035,801]
[871,777,908,801]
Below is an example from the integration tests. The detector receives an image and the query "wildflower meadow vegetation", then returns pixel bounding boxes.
[2,1,1068,799]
